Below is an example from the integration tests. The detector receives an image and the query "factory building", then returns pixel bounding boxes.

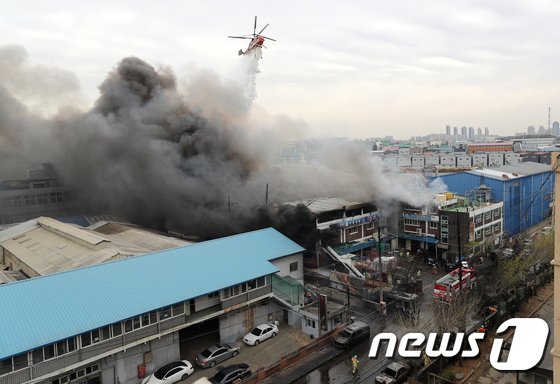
[0,228,304,384]
[433,162,553,236]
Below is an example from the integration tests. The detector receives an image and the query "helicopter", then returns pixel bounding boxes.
[228,16,276,56]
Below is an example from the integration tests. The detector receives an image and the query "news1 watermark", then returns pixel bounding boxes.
[369,318,549,371]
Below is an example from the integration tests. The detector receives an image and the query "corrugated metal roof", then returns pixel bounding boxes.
[467,161,551,180]
[0,228,304,359]
[284,196,369,214]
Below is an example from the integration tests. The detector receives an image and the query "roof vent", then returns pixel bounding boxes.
[502,174,509,179]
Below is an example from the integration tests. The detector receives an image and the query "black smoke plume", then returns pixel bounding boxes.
[0,46,445,241]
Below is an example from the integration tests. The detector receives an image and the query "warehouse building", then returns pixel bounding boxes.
[433,162,553,236]
[0,228,304,384]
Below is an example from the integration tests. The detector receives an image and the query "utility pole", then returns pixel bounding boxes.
[377,216,386,315]
[456,209,462,293]
[551,152,560,383]
[265,183,269,206]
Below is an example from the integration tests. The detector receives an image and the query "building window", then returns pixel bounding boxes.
[404,219,419,226]
[44,344,55,360]
[208,291,219,299]
[12,353,28,371]
[441,234,448,244]
[32,348,44,364]
[348,227,358,235]
[307,319,316,328]
[160,306,172,321]
[441,215,448,224]
[474,214,483,225]
[493,207,502,219]
[112,322,122,337]
[56,340,67,356]
[429,222,438,229]
[172,302,185,316]
[67,337,76,352]
[493,222,501,234]
[81,332,92,347]
[248,277,266,291]
[366,222,374,230]
[91,329,100,343]
[484,211,492,223]
[289,261,298,272]
[0,358,11,375]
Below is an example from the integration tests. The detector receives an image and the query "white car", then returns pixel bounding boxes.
[141,360,194,384]
[243,323,279,346]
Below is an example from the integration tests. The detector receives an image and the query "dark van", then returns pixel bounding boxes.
[333,321,370,348]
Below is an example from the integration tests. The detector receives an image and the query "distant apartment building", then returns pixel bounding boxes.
[520,151,552,165]
[528,125,536,135]
[468,127,475,141]
[466,142,513,154]
[472,153,488,167]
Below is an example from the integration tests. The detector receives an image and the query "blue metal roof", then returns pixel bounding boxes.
[0,228,304,359]
[400,233,439,244]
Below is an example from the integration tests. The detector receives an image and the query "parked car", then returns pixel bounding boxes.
[333,321,370,349]
[243,323,278,346]
[208,363,251,384]
[196,343,240,368]
[141,360,194,384]
[375,361,410,384]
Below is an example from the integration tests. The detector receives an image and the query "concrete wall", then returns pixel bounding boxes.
[271,253,304,283]
[412,156,425,167]
[195,293,220,312]
[456,155,472,167]
[397,157,412,167]
[440,155,455,166]
[219,302,284,343]
[106,332,180,384]
[472,154,488,167]
[488,153,504,166]
[425,156,440,166]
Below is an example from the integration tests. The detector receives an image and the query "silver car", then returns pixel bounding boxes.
[196,343,240,368]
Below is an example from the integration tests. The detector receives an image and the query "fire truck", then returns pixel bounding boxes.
[434,267,476,302]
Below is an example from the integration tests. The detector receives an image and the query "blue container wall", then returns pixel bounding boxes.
[433,172,553,236]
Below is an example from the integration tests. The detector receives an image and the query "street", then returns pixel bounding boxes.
[292,265,445,384]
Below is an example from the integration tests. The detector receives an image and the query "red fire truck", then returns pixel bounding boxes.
[434,267,476,302]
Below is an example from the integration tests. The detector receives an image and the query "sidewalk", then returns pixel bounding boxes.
[445,281,554,383]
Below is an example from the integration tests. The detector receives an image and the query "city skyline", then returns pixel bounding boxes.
[1,0,560,139]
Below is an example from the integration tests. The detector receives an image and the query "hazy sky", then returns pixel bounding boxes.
[2,0,560,139]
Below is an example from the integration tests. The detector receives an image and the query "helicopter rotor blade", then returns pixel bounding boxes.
[257,24,269,35]
[262,36,276,42]
[228,36,252,39]
[254,16,257,36]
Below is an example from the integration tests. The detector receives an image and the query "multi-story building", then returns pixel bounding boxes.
[438,192,504,258]
[434,162,553,236]
[0,162,77,225]
[466,143,513,154]
[0,228,304,384]
[284,197,379,266]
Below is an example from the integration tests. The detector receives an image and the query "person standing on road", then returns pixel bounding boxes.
[351,355,359,374]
